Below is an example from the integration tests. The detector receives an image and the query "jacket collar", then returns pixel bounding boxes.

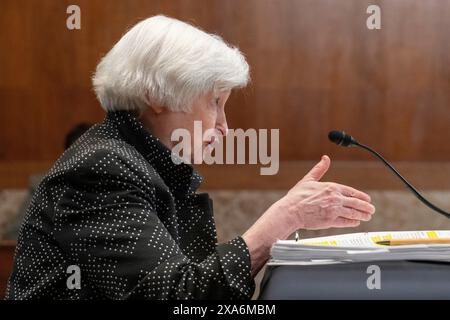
[104,110,203,196]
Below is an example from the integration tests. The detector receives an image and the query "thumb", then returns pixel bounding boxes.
[301,155,331,182]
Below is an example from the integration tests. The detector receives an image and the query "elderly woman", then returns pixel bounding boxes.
[6,15,375,300]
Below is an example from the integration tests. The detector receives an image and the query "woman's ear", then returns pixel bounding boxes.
[149,104,165,114]
[145,92,165,114]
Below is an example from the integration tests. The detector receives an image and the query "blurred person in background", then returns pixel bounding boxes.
[3,123,92,240]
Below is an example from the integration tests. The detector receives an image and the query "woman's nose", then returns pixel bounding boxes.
[217,118,228,136]
[216,124,228,137]
[216,111,228,136]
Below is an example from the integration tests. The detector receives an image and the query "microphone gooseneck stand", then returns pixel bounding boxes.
[329,130,450,219]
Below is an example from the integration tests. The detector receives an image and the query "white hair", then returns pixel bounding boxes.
[92,15,250,113]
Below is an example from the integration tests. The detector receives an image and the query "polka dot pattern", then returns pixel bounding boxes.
[6,111,255,300]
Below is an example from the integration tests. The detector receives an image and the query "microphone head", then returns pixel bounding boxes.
[328,130,357,147]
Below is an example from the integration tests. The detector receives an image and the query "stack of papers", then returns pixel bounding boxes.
[269,230,450,265]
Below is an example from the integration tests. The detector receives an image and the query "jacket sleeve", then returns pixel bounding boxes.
[51,150,255,300]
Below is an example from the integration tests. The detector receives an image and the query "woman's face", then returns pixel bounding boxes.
[140,89,231,163]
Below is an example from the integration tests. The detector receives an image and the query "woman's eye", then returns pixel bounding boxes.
[215,98,220,106]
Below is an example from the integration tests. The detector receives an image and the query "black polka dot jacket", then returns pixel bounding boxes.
[6,111,255,300]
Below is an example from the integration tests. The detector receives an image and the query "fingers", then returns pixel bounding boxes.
[330,183,372,202]
[342,197,376,215]
[301,155,331,182]
[337,207,373,222]
[332,217,361,228]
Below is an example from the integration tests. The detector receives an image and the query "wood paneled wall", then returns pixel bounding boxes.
[1,0,450,188]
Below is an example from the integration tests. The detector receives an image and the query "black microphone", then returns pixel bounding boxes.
[328,130,450,219]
